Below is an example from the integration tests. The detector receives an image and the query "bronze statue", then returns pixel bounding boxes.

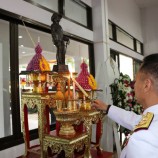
[51,13,70,66]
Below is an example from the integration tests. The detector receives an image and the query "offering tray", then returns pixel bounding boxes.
[54,109,80,136]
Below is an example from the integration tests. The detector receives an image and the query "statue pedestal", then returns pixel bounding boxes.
[53,65,69,73]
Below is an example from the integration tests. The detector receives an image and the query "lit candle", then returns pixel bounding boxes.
[73,81,76,99]
[71,77,89,98]
[68,77,70,100]
[70,72,76,99]
[70,72,77,110]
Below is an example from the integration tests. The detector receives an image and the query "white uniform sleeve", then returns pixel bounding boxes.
[108,105,142,130]
[126,130,158,158]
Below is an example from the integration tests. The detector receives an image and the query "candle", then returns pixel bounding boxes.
[70,72,76,99]
[46,73,49,82]
[71,77,89,98]
[73,81,76,99]
[68,77,70,100]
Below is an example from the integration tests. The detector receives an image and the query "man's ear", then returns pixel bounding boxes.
[144,78,152,93]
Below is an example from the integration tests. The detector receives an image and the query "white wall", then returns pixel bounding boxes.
[141,6,158,55]
[108,0,143,42]
[0,0,93,42]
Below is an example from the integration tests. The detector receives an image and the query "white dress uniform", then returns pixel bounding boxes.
[108,104,158,158]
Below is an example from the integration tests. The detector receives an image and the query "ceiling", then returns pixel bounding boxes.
[134,0,158,8]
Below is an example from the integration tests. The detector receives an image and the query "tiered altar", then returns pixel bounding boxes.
[20,13,113,158]
[20,71,105,158]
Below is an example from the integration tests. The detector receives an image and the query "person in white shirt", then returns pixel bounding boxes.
[92,53,158,158]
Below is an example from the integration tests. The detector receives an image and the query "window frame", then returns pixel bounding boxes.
[109,20,144,55]
[110,48,142,80]
[0,8,94,151]
[24,0,93,30]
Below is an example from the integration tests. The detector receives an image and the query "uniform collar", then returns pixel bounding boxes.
[143,104,158,115]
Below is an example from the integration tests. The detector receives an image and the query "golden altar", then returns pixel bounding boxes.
[20,71,106,158]
[19,11,112,158]
[21,94,104,157]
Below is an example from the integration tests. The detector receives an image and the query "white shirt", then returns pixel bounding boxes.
[108,105,158,158]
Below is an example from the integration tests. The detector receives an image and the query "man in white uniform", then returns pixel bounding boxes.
[93,53,158,158]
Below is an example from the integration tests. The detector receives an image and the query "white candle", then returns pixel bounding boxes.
[68,77,70,100]
[70,72,76,99]
[73,81,76,99]
[71,77,89,98]
[46,73,49,82]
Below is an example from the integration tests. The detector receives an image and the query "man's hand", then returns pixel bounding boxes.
[92,99,108,111]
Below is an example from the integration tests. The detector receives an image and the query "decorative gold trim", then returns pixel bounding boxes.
[134,112,154,131]
[79,110,104,158]
[43,133,89,158]
[21,92,56,157]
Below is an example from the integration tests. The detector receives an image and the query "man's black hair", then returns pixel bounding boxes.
[140,53,158,80]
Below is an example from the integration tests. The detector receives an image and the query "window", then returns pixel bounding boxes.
[116,27,134,50]
[136,41,141,54]
[119,54,133,80]
[110,49,137,80]
[0,9,94,150]
[133,59,141,78]
[25,0,92,29]
[18,25,90,131]
[65,0,87,26]
[109,22,113,39]
[19,25,55,130]
[24,0,58,12]
[66,39,89,72]
[109,20,144,55]
[0,19,12,138]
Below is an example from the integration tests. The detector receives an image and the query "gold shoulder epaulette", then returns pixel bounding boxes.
[134,112,154,132]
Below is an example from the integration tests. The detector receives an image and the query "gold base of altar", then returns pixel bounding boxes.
[43,131,89,158]
[17,148,113,158]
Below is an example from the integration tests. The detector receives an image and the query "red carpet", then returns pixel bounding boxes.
[17,149,113,158]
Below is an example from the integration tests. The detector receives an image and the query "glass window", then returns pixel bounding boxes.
[19,25,90,130]
[65,0,87,26]
[19,25,56,130]
[136,41,141,54]
[66,39,89,72]
[133,60,141,78]
[119,54,133,80]
[0,19,12,138]
[25,0,58,12]
[116,27,134,49]
[109,22,113,39]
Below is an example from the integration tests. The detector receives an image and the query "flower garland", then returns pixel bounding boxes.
[39,56,50,71]
[110,73,143,136]
[88,74,97,90]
